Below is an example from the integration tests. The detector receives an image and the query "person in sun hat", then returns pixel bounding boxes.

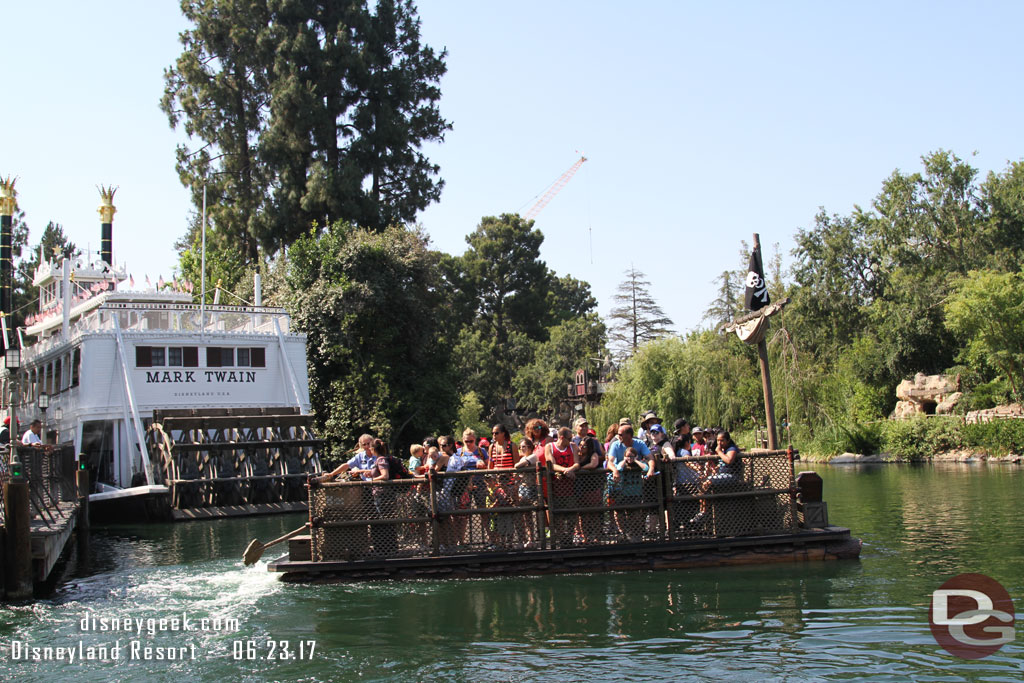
[637,410,662,448]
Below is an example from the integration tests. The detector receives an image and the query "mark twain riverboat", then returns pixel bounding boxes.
[0,184,323,522]
[268,451,861,581]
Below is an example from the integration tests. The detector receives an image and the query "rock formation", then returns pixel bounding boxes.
[892,373,961,418]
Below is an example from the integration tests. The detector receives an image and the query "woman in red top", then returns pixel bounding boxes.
[524,418,550,458]
[544,427,579,546]
[489,424,516,469]
[488,424,519,547]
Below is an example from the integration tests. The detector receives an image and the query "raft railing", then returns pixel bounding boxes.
[308,450,802,563]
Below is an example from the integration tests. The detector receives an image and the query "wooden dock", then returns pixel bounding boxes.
[3,446,86,600]
[29,501,79,583]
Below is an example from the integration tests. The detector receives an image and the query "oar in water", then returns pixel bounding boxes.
[243,523,311,566]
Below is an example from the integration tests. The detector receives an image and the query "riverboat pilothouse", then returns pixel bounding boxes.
[1,182,323,522]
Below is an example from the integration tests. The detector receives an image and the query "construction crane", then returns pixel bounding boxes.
[522,155,587,220]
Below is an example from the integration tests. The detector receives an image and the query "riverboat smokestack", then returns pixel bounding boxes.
[98,185,117,267]
[0,176,17,327]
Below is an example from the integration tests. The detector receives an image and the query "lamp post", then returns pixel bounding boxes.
[5,346,22,479]
[38,392,49,445]
[54,406,63,444]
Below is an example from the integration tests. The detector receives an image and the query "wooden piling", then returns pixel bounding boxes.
[3,479,32,600]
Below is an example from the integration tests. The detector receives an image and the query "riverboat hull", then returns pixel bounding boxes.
[268,527,861,581]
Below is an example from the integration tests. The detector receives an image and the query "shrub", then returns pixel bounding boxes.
[963,419,1024,455]
[881,418,930,460]
[880,416,965,460]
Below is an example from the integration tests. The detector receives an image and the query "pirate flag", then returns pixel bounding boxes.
[744,245,770,311]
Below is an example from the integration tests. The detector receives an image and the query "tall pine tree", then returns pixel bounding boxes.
[163,0,450,264]
[607,267,673,359]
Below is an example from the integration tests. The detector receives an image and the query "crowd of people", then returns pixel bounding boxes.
[313,411,745,548]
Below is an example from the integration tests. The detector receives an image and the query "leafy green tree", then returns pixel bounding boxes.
[944,268,1024,401]
[457,214,551,340]
[547,274,598,324]
[607,267,673,359]
[513,315,607,416]
[284,222,458,452]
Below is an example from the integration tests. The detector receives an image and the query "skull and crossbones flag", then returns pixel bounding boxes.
[744,245,770,311]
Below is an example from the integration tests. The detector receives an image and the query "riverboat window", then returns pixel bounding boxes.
[236,347,266,367]
[135,346,165,367]
[54,357,63,393]
[71,348,80,387]
[168,347,183,366]
[206,347,234,367]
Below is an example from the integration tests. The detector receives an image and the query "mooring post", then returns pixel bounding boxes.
[76,464,90,561]
[3,478,33,600]
[753,233,779,450]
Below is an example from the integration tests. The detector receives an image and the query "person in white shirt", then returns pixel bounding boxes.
[22,419,43,447]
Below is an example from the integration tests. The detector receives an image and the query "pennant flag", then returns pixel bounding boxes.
[129,274,135,288]
[145,275,151,288]
[157,275,165,290]
[744,244,771,312]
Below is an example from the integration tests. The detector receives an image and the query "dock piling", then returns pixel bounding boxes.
[3,479,33,600]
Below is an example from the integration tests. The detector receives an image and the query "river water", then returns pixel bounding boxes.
[1,463,1022,681]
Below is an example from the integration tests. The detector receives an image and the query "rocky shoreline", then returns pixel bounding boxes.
[800,450,1023,464]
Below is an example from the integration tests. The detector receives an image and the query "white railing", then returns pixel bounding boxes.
[20,303,294,363]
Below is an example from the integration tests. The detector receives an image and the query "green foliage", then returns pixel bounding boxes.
[879,417,965,461]
[590,332,761,434]
[176,225,250,302]
[164,0,450,267]
[284,222,457,453]
[513,315,606,417]
[963,420,1024,456]
[944,268,1024,402]
[444,213,606,417]
[454,391,488,439]
[960,377,1013,412]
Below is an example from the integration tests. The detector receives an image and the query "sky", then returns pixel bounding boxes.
[4,1,1024,334]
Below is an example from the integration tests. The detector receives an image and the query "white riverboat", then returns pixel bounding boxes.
[1,189,322,521]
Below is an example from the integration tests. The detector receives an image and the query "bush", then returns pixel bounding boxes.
[880,416,965,460]
[881,418,930,460]
[963,419,1024,455]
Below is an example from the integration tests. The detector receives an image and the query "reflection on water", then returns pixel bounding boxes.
[1,466,1023,681]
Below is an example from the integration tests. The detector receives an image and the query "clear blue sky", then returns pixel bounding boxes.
[4,1,1024,333]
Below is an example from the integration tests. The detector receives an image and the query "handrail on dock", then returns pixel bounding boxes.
[306,450,803,563]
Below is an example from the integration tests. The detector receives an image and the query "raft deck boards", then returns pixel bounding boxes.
[268,526,860,581]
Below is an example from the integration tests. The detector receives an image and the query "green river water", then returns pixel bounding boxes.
[1,463,1022,682]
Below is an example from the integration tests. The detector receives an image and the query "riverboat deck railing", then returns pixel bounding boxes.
[308,450,800,563]
[21,301,294,362]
